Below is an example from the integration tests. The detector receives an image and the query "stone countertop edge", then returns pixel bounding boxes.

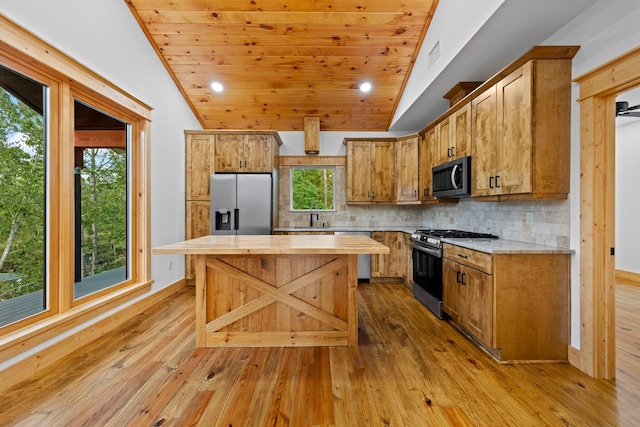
[273,226,419,234]
[442,238,575,255]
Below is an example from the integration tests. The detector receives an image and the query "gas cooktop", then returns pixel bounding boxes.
[411,229,499,249]
[414,229,499,239]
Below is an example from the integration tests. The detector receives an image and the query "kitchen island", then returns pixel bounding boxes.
[152,235,389,348]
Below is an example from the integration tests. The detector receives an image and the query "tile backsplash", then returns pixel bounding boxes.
[278,165,570,248]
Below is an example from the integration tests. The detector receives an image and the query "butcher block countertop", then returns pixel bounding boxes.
[152,234,390,255]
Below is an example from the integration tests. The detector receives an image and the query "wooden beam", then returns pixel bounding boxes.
[74,130,126,148]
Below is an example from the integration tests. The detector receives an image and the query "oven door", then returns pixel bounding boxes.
[412,243,444,318]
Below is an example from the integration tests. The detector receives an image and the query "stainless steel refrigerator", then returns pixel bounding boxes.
[210,174,272,235]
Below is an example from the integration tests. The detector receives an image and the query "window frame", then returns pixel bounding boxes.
[289,165,336,212]
[0,16,151,339]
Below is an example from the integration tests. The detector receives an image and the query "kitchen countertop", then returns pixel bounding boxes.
[152,234,390,255]
[442,238,574,255]
[273,228,574,254]
[273,226,419,234]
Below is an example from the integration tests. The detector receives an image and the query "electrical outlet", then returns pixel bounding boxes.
[168,260,173,271]
[525,212,534,226]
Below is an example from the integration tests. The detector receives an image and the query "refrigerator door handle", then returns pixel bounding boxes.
[234,208,240,230]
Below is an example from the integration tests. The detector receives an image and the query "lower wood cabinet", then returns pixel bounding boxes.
[370,231,405,283]
[443,243,570,362]
[185,201,210,279]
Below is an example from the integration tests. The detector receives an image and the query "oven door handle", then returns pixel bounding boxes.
[412,244,442,258]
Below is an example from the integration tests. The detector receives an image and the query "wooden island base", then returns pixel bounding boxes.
[153,235,389,348]
[195,253,357,347]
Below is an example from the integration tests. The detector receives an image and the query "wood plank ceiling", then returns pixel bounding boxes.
[125,0,439,131]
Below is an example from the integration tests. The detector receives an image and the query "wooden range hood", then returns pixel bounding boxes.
[304,116,320,154]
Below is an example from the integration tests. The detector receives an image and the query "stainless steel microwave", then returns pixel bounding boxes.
[432,155,471,198]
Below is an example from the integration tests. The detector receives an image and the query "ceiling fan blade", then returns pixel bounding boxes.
[615,102,640,117]
[617,111,640,118]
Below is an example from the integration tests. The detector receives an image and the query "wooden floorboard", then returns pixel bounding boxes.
[1,281,639,426]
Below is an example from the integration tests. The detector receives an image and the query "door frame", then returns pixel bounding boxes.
[574,45,640,379]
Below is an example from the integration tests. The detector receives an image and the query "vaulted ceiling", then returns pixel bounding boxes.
[125,0,439,131]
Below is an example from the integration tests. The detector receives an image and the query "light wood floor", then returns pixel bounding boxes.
[1,282,639,426]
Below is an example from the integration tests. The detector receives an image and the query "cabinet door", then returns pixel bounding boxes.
[442,259,461,321]
[403,234,413,285]
[244,134,273,172]
[419,128,437,202]
[186,133,215,200]
[385,232,404,278]
[215,134,244,172]
[452,103,471,159]
[371,141,396,202]
[461,265,493,347]
[436,117,452,165]
[370,231,404,279]
[396,137,419,202]
[185,201,210,279]
[370,231,386,277]
[346,141,372,202]
[472,86,498,196]
[496,63,533,195]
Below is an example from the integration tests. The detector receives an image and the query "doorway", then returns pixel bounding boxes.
[576,45,640,379]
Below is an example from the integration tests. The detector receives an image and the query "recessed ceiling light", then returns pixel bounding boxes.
[359,82,372,93]
[211,81,224,93]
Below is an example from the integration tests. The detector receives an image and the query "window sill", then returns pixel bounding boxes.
[0,280,152,363]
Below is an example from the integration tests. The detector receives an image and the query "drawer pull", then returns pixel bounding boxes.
[458,254,468,259]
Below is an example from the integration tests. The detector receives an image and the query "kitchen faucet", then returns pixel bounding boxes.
[309,202,319,227]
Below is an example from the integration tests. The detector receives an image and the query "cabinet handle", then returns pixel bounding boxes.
[447,147,451,157]
[244,160,247,168]
[372,191,375,198]
[461,273,467,285]
[239,161,242,168]
[423,188,429,196]
[489,176,494,189]
[495,175,500,188]
[451,146,456,157]
[414,189,417,197]
[457,254,468,259]
[456,271,461,283]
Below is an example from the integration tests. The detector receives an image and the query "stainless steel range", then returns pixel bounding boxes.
[411,229,498,318]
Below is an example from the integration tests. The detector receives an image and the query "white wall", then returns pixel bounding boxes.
[615,116,640,274]
[0,1,201,370]
[277,130,407,156]
[542,0,640,347]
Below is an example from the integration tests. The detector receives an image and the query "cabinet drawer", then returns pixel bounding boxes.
[443,244,492,274]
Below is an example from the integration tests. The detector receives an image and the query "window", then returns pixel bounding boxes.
[0,18,151,335]
[0,64,47,327]
[73,101,129,299]
[290,167,335,210]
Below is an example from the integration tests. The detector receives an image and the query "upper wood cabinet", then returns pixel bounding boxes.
[472,58,572,199]
[216,134,274,173]
[419,127,437,202]
[396,135,419,203]
[451,103,471,160]
[345,139,396,203]
[184,130,281,279]
[419,46,577,202]
[185,133,216,200]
